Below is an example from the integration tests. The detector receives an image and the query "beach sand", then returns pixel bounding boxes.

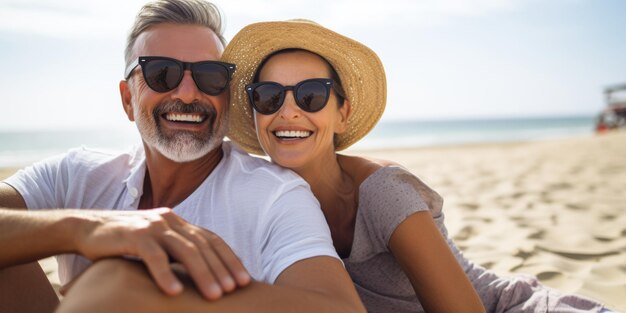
[356,131,626,311]
[1,131,625,310]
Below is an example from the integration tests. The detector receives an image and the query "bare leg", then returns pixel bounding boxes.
[59,258,249,313]
[57,258,247,313]
[0,262,59,313]
[58,258,361,313]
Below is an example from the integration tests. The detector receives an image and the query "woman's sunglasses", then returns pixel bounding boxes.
[124,56,236,96]
[246,78,336,115]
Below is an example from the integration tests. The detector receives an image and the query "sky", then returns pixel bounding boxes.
[0,0,625,131]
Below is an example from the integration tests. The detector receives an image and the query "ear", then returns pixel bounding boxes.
[119,80,135,122]
[334,100,352,134]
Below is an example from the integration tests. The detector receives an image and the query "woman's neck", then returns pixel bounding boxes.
[292,152,358,257]
[294,153,352,205]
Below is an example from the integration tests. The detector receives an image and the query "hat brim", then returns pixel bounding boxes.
[222,20,386,155]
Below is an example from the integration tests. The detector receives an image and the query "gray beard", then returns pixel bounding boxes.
[133,99,228,162]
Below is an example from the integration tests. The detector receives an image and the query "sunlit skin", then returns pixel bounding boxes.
[254,50,486,312]
[0,24,368,313]
[0,23,250,307]
[117,24,247,299]
[255,51,358,255]
[120,23,228,210]
[254,51,350,178]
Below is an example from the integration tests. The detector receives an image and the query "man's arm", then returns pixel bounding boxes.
[0,183,74,268]
[0,182,59,313]
[57,256,365,313]
[0,182,27,210]
[0,182,251,300]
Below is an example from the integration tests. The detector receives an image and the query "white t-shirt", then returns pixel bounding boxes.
[5,142,338,284]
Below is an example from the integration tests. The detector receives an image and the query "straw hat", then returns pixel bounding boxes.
[222,19,386,155]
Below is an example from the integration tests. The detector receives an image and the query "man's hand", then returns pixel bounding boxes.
[0,206,250,301]
[75,207,251,300]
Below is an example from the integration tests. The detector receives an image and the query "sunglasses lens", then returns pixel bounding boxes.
[296,81,329,112]
[194,62,230,95]
[143,59,182,92]
[252,84,283,114]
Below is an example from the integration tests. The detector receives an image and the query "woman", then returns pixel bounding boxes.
[222,20,611,313]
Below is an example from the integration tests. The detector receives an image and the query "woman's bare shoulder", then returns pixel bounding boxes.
[337,154,401,185]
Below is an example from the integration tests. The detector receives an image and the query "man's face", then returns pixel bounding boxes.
[122,23,229,162]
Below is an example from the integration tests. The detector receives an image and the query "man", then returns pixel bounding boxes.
[0,1,365,312]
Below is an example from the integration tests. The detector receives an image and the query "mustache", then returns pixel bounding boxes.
[153,99,214,116]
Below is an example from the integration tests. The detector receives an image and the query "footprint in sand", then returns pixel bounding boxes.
[458,202,480,211]
[453,225,475,241]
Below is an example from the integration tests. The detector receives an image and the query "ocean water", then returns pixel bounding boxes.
[0,116,595,167]
[351,115,596,150]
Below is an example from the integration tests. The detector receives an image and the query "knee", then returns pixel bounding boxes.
[58,258,160,313]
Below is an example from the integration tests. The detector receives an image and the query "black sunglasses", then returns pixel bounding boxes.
[246,78,335,115]
[124,56,236,96]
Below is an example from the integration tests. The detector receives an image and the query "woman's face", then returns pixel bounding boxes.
[253,50,350,170]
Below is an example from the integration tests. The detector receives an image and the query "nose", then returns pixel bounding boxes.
[278,91,301,119]
[170,70,202,103]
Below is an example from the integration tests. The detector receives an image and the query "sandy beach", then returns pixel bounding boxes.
[2,131,625,311]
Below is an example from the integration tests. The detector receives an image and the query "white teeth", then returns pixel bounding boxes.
[165,113,204,123]
[275,130,312,138]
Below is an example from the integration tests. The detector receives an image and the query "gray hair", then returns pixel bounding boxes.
[124,0,226,69]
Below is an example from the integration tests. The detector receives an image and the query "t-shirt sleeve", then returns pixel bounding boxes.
[358,166,444,254]
[257,180,339,283]
[3,153,69,210]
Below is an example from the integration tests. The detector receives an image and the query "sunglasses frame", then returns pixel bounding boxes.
[124,56,236,96]
[246,78,334,115]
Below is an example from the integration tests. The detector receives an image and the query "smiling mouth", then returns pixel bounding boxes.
[273,130,312,140]
[163,112,207,124]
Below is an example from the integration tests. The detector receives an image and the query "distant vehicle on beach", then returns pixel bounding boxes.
[596,83,626,133]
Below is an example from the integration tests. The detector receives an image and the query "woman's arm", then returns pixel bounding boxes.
[389,211,485,313]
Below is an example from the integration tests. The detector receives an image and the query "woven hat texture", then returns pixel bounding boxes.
[222,19,386,155]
